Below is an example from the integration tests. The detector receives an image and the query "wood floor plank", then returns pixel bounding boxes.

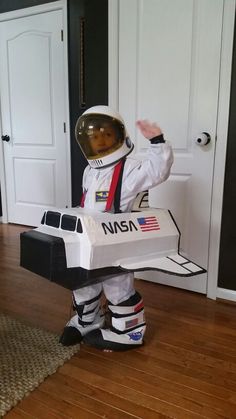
[72,349,236,418]
[82,346,236,404]
[37,373,157,419]
[151,338,236,371]
[59,362,214,419]
[139,343,236,387]
[25,388,103,419]
[145,310,236,358]
[8,396,68,419]
[4,408,35,419]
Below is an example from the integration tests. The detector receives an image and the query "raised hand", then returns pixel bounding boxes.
[136,119,162,140]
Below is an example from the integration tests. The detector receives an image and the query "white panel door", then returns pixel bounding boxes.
[0,8,70,226]
[118,0,224,293]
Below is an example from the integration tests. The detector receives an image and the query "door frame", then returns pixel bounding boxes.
[108,0,236,300]
[0,0,71,224]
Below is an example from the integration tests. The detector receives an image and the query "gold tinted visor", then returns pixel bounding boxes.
[75,114,125,160]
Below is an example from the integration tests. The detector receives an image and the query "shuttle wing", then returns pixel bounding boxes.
[119,253,206,277]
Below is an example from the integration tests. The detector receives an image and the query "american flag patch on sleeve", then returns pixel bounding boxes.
[137,216,160,232]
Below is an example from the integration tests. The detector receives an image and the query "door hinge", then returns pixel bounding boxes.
[61,30,64,41]
[63,122,66,133]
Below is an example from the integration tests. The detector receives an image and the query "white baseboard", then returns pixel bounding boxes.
[216,287,236,303]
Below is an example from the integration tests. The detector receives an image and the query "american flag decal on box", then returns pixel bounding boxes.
[137,216,160,232]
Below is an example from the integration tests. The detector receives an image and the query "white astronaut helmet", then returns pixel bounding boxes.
[75,105,134,168]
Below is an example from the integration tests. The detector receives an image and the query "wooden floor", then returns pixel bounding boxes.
[1,223,236,419]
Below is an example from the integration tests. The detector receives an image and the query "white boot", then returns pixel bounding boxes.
[59,292,105,346]
[83,291,146,350]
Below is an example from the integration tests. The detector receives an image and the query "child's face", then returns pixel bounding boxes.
[89,126,117,155]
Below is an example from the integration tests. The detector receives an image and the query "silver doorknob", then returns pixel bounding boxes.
[195,132,211,146]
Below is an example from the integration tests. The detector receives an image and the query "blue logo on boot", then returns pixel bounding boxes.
[128,330,143,341]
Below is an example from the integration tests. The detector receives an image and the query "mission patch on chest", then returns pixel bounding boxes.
[95,191,109,202]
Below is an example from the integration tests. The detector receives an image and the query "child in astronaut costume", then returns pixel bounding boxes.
[59,105,173,350]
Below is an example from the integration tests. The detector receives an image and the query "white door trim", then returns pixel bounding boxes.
[207,0,235,300]
[216,288,236,303]
[0,0,71,224]
[108,0,119,110]
[108,0,236,300]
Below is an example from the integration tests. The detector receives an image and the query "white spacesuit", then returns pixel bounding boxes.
[59,105,173,350]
